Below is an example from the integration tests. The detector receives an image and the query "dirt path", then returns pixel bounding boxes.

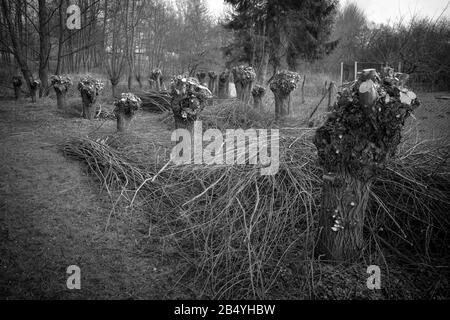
[0,98,186,299]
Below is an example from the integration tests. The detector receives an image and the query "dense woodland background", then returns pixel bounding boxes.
[0,0,449,96]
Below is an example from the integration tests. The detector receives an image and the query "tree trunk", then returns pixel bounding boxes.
[1,0,33,91]
[218,80,229,99]
[81,91,96,120]
[242,83,252,104]
[317,169,372,261]
[274,93,291,119]
[55,0,64,74]
[174,116,194,132]
[155,75,161,91]
[208,77,216,96]
[13,85,21,101]
[258,51,270,84]
[55,89,66,109]
[30,87,38,102]
[253,96,263,110]
[116,113,132,132]
[38,0,50,97]
[234,82,243,101]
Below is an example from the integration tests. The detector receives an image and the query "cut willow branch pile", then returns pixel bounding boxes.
[313,67,420,261]
[136,90,171,113]
[78,76,104,120]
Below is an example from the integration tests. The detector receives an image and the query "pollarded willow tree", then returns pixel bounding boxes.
[218,70,231,99]
[29,78,41,103]
[313,68,420,261]
[170,76,212,131]
[251,85,266,110]
[232,65,256,104]
[196,71,207,86]
[150,68,162,91]
[50,75,72,109]
[208,71,218,96]
[77,76,104,120]
[12,76,22,101]
[269,70,301,119]
[113,93,142,132]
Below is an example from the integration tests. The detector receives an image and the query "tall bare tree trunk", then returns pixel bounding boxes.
[38,0,50,97]
[1,0,33,91]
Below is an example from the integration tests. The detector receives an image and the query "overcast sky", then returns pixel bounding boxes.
[205,0,450,24]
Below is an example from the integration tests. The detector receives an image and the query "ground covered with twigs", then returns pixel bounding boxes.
[1,91,449,299]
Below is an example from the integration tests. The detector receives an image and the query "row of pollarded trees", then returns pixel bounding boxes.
[49,74,142,133]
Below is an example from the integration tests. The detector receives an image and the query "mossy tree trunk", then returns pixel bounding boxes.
[116,112,132,132]
[274,93,291,119]
[55,88,66,109]
[81,91,96,120]
[317,169,372,261]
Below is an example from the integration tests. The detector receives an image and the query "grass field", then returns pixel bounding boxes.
[0,79,449,299]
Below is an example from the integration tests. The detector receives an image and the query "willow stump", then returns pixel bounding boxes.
[218,70,231,99]
[313,68,420,261]
[269,70,300,120]
[78,76,104,120]
[208,71,218,96]
[151,68,162,92]
[50,75,72,110]
[113,93,142,132]
[30,79,40,102]
[196,71,207,87]
[232,65,256,104]
[12,76,22,101]
[170,76,212,132]
[251,85,266,110]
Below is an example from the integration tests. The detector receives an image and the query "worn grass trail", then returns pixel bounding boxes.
[0,98,186,299]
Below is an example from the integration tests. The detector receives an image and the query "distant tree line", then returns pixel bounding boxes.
[0,0,224,95]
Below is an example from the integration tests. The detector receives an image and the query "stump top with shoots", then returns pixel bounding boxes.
[150,68,162,80]
[232,65,256,85]
[12,76,22,87]
[77,75,104,99]
[219,70,231,81]
[114,92,142,116]
[50,75,72,92]
[269,70,301,95]
[208,71,217,79]
[252,85,266,97]
[314,68,419,180]
[170,76,212,129]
